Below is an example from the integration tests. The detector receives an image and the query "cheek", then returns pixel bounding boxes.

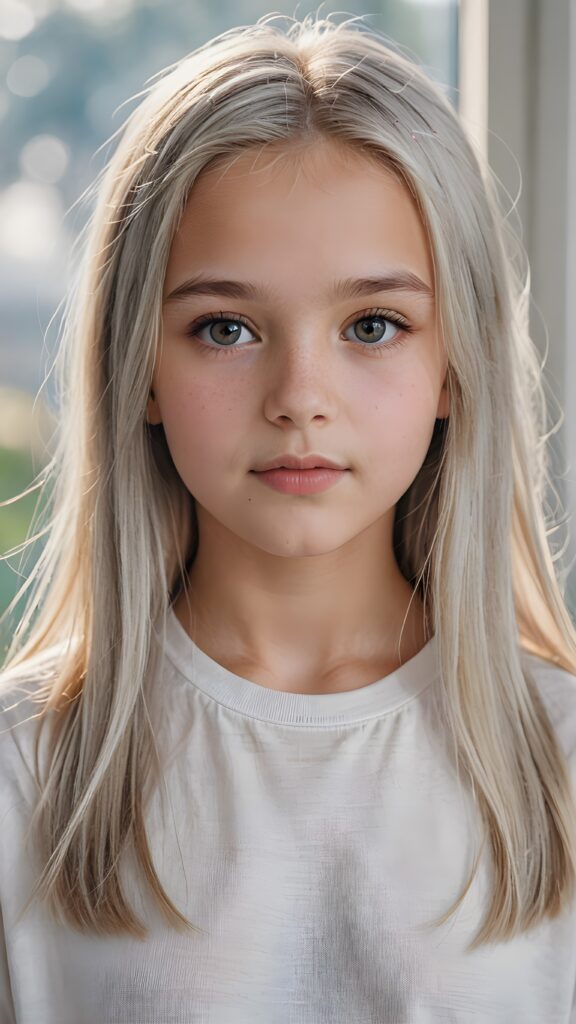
[159,375,242,485]
[364,375,438,475]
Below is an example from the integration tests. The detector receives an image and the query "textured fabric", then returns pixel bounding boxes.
[1,606,576,1023]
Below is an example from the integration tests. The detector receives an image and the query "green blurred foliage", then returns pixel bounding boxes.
[0,446,50,664]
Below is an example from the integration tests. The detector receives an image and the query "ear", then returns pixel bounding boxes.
[436,370,450,420]
[146,387,163,425]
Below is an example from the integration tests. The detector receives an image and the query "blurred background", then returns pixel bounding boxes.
[0,0,575,657]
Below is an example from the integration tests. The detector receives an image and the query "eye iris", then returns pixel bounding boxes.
[356,317,386,343]
[211,321,241,345]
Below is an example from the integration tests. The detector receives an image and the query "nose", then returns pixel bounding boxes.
[261,335,340,428]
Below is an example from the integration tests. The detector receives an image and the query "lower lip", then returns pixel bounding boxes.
[251,467,349,495]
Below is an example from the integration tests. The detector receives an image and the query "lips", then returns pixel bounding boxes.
[251,465,348,495]
[253,453,347,472]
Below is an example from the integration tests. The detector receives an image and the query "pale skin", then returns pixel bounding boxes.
[147,137,449,694]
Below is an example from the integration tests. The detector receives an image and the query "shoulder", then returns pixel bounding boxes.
[0,685,42,797]
[520,648,576,761]
[0,649,64,798]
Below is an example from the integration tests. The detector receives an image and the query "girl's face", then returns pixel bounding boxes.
[150,138,448,561]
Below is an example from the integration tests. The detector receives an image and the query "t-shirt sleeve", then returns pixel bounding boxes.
[0,899,16,1024]
[0,678,43,1024]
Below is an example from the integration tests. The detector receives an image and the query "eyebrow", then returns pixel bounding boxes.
[163,270,434,305]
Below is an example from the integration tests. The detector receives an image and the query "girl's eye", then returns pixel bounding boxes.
[184,307,414,357]
[185,314,256,351]
[342,310,412,350]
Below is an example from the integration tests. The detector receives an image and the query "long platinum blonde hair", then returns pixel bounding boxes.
[2,13,576,953]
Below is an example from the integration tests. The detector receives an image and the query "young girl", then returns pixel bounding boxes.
[1,12,576,1023]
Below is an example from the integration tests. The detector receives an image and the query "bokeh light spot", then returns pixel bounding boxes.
[6,55,51,98]
[0,0,35,41]
[20,134,70,184]
[0,181,64,261]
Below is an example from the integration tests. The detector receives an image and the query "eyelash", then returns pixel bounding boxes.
[184,307,414,358]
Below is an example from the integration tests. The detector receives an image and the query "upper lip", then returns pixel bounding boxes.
[253,453,348,471]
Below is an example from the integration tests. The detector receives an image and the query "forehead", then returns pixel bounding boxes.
[165,138,433,297]
[200,135,396,183]
[185,136,414,210]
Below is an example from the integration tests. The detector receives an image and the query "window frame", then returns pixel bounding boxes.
[458,0,576,614]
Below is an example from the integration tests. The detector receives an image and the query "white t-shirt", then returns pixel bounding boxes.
[1,605,576,1023]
